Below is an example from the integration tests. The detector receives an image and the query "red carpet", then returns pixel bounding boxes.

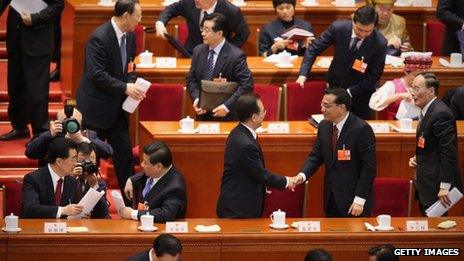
[0,121,38,168]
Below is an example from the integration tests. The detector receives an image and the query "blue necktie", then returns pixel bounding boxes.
[120,34,127,72]
[142,178,153,198]
[203,49,215,80]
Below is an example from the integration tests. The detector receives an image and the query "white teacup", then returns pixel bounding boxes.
[140,213,154,229]
[270,209,286,226]
[99,0,112,4]
[139,50,153,65]
[450,53,463,66]
[4,213,18,231]
[179,116,194,131]
[399,118,413,130]
[377,214,391,228]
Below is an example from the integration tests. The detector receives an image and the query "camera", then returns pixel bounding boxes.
[81,159,98,175]
[59,99,80,136]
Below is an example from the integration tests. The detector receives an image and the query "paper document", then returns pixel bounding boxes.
[122,77,151,113]
[281,27,314,41]
[11,0,48,14]
[69,188,105,218]
[111,190,126,217]
[426,187,463,217]
[67,227,90,233]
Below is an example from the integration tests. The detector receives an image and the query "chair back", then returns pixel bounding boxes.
[372,178,412,217]
[134,24,145,55]
[4,182,23,217]
[284,81,326,120]
[423,21,445,56]
[253,84,282,121]
[139,83,185,121]
[263,181,309,218]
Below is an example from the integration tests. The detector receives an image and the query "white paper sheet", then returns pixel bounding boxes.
[122,77,152,113]
[426,188,463,217]
[111,190,126,217]
[11,0,48,15]
[69,188,105,219]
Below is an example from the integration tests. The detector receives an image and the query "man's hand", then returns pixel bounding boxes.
[212,105,228,117]
[86,174,98,188]
[438,188,452,207]
[67,131,86,143]
[348,202,363,216]
[409,155,417,168]
[271,39,291,53]
[62,204,84,216]
[387,36,401,49]
[400,92,413,102]
[49,120,63,137]
[20,12,32,26]
[400,42,412,52]
[155,21,168,40]
[122,207,134,219]
[124,178,133,200]
[125,83,145,101]
[302,36,316,48]
[73,166,83,176]
[285,176,297,192]
[296,76,306,87]
[193,99,207,115]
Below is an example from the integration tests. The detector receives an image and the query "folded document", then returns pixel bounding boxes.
[426,187,463,217]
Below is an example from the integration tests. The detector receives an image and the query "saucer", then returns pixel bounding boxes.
[374,226,394,231]
[97,2,115,7]
[291,221,299,229]
[275,63,294,68]
[177,128,198,134]
[137,63,156,69]
[231,2,247,7]
[138,226,158,232]
[269,223,289,230]
[2,227,21,233]
[301,2,319,7]
[448,63,464,68]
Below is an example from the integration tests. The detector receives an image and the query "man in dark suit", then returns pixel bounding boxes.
[186,13,253,121]
[408,73,462,215]
[450,87,464,120]
[155,0,249,56]
[76,0,145,201]
[216,93,297,218]
[294,88,376,217]
[128,233,182,261]
[437,0,464,56]
[296,5,387,120]
[0,0,64,141]
[21,138,84,218]
[122,141,187,222]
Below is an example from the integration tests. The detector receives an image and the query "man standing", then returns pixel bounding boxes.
[437,0,464,56]
[296,5,386,120]
[76,0,145,201]
[294,88,376,217]
[155,0,249,56]
[216,93,297,218]
[186,13,253,121]
[0,0,64,140]
[408,73,462,215]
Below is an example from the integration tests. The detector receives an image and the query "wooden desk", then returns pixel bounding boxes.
[62,0,438,96]
[139,121,464,218]
[6,217,464,261]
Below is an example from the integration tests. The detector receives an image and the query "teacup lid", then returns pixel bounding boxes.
[274,209,284,213]
[140,50,153,56]
[182,116,194,121]
[6,213,17,219]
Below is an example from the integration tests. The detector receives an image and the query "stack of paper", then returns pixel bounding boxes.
[122,77,152,113]
[426,188,463,217]
[68,188,105,219]
[111,190,126,217]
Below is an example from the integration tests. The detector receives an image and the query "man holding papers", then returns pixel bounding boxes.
[408,73,463,215]
[76,0,145,202]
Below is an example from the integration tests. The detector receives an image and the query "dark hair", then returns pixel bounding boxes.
[76,142,100,166]
[324,88,352,111]
[45,138,77,164]
[237,93,261,122]
[203,13,228,36]
[368,244,398,261]
[153,233,182,257]
[114,0,138,17]
[143,141,172,167]
[272,0,296,8]
[418,72,440,94]
[353,5,378,26]
[304,248,333,261]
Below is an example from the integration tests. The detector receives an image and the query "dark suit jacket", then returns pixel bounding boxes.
[186,41,253,120]
[259,18,314,56]
[299,20,387,119]
[21,166,78,218]
[76,178,109,218]
[415,99,463,207]
[437,0,464,55]
[25,130,113,166]
[158,0,250,54]
[299,113,376,216]
[216,124,287,218]
[1,0,64,57]
[131,166,187,222]
[450,87,464,120]
[76,20,137,130]
[127,250,150,261]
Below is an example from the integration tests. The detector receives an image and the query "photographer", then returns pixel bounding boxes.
[25,102,113,166]
[73,142,109,218]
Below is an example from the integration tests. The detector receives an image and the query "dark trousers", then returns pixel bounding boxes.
[52,13,61,70]
[325,191,370,217]
[7,41,50,134]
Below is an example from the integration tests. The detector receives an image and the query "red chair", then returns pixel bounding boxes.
[284,81,326,120]
[134,24,145,55]
[423,21,445,56]
[2,182,23,217]
[372,178,413,217]
[253,84,282,121]
[263,181,309,218]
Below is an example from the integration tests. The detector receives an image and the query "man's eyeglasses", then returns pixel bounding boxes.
[321,102,339,109]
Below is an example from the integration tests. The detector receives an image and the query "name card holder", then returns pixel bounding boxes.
[44,222,67,233]
[199,123,220,134]
[166,222,188,233]
[298,221,321,232]
[412,0,432,7]
[406,220,428,231]
[155,57,177,68]
[369,123,390,133]
[268,122,290,134]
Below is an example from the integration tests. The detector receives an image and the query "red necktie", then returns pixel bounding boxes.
[332,125,338,152]
[55,178,63,205]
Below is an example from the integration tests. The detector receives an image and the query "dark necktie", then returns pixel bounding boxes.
[200,11,208,29]
[55,178,63,205]
[332,125,339,152]
[350,37,360,53]
[120,34,127,72]
[142,178,154,198]
[203,49,216,80]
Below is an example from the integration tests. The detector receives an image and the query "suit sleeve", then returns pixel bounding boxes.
[25,131,53,160]
[30,0,64,26]
[354,124,377,199]
[138,186,187,222]
[259,25,274,56]
[229,9,250,48]
[299,23,335,77]
[437,0,464,32]
[239,144,286,190]
[223,52,253,111]
[21,174,59,218]
[88,131,113,160]
[299,131,324,180]
[186,48,201,101]
[157,1,185,25]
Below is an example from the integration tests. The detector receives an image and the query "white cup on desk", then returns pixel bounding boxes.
[140,213,154,229]
[270,209,286,226]
[450,53,463,66]
[179,116,194,131]
[4,213,19,231]
[377,214,391,229]
[399,118,413,130]
[139,50,153,66]
[99,0,113,4]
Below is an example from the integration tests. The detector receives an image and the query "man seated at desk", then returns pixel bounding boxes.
[122,141,187,222]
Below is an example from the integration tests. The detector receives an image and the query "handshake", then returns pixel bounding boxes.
[285,174,305,192]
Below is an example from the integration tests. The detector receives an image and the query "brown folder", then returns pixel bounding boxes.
[199,80,238,111]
